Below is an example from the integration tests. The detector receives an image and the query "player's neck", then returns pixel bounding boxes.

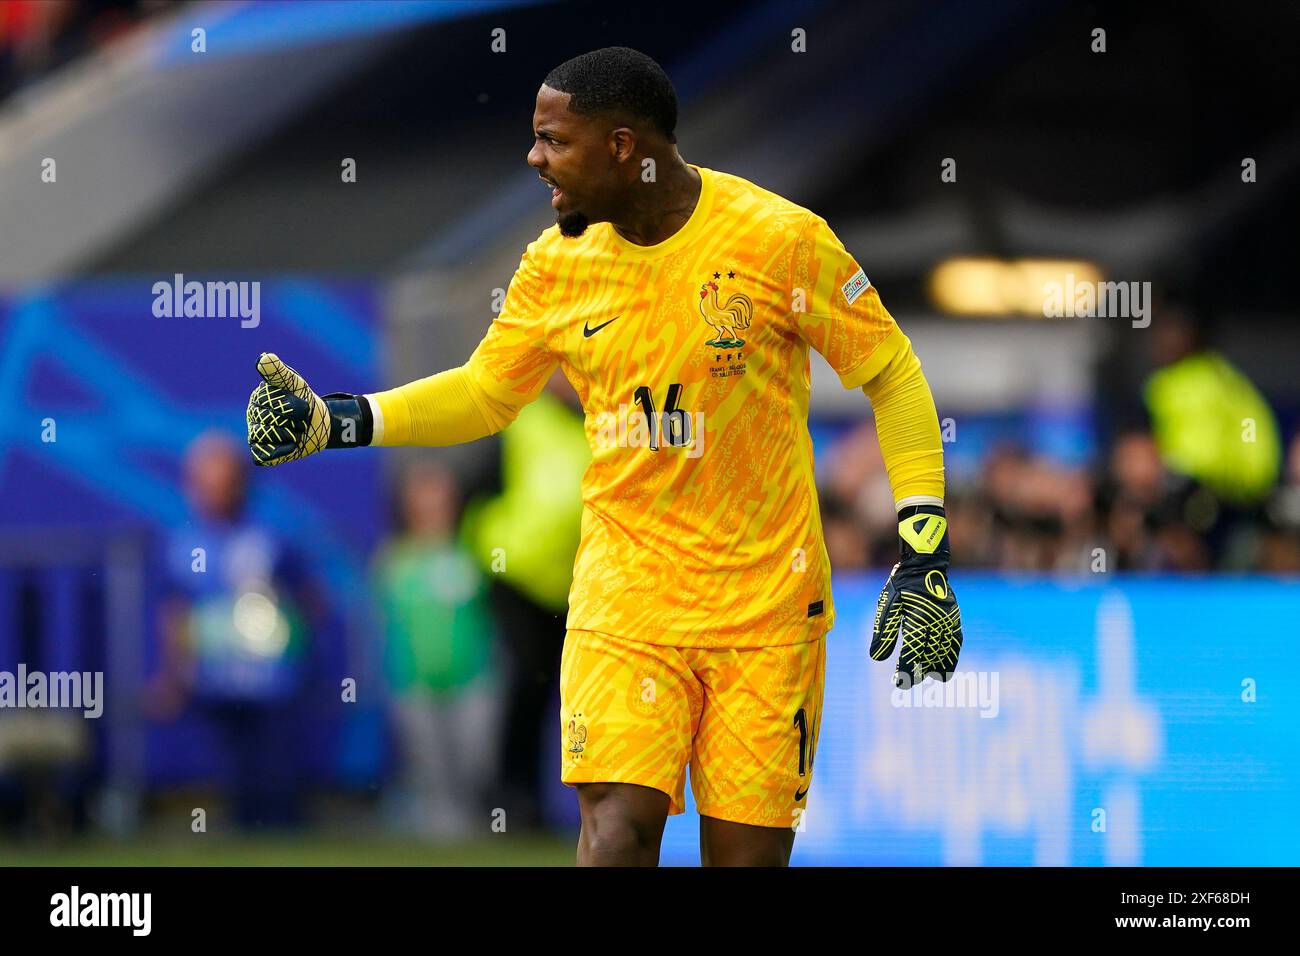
[610,158,701,247]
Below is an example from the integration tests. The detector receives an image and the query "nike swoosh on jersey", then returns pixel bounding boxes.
[583,315,620,337]
[794,785,809,801]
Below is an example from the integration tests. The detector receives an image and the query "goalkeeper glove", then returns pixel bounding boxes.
[870,504,964,687]
[245,352,372,466]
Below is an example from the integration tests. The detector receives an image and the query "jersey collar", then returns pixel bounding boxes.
[604,165,714,258]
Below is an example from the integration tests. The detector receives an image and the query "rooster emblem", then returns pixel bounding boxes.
[698,279,753,348]
[567,718,587,754]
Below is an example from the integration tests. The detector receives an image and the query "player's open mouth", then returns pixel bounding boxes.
[541,176,563,208]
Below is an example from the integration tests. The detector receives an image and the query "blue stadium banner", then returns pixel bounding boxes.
[662,574,1300,866]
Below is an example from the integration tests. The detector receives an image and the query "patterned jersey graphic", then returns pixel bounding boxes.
[468,166,905,647]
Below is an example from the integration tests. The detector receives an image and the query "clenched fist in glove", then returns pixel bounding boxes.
[245,352,372,466]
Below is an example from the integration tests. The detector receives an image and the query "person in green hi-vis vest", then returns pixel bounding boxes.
[375,459,499,839]
[1144,308,1281,508]
[460,377,588,831]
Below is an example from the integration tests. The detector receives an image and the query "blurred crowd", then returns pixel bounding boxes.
[821,427,1300,575]
[822,309,1299,576]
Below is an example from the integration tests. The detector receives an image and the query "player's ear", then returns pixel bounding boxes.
[608,127,636,164]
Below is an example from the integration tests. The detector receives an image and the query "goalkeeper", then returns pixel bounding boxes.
[246,46,962,867]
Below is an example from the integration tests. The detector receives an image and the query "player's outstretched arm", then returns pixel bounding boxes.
[246,351,526,466]
[861,338,964,687]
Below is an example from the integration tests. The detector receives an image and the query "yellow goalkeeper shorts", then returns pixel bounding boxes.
[559,628,825,828]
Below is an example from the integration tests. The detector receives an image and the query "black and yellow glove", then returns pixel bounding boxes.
[245,352,372,466]
[870,504,964,687]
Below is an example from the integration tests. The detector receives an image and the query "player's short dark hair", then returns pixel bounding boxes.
[544,47,678,141]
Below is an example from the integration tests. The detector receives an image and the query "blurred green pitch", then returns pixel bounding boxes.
[1,834,574,867]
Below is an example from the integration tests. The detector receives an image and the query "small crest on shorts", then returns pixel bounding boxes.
[566,713,588,755]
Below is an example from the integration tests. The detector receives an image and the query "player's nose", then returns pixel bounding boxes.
[526,141,545,169]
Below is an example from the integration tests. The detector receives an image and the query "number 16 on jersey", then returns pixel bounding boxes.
[633,384,694,451]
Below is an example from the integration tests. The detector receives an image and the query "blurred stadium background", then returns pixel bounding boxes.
[1,0,1297,866]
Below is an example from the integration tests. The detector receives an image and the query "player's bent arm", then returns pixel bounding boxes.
[860,332,945,511]
[365,362,523,447]
[788,208,963,682]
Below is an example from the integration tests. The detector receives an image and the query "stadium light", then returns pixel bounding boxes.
[928,257,1104,317]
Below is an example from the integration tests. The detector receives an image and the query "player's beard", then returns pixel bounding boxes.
[558,210,590,238]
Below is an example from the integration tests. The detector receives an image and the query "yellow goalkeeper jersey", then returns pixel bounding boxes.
[468,165,907,647]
